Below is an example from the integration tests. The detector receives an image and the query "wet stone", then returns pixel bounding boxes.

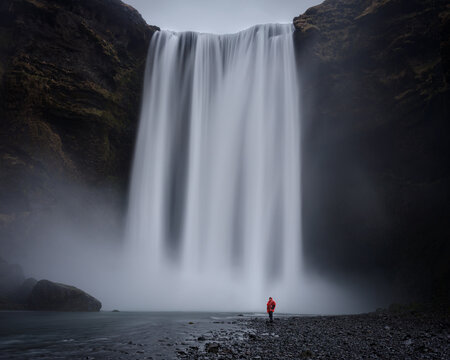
[176,311,449,360]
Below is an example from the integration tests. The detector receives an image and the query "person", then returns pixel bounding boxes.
[266,297,276,323]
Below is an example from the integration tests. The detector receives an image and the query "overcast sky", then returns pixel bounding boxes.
[124,0,322,34]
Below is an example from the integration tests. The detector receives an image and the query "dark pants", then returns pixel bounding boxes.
[268,311,273,322]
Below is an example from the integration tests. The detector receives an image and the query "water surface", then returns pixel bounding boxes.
[0,311,243,359]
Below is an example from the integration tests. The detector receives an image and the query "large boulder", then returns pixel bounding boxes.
[28,279,102,311]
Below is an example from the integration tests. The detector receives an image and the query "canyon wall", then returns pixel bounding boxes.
[0,0,448,304]
[0,0,158,248]
[294,0,449,302]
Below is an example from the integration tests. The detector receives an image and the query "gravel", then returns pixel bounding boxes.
[178,310,450,359]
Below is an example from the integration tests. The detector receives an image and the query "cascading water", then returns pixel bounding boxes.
[126,24,301,311]
[124,24,353,313]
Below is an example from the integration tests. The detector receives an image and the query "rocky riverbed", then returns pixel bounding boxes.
[179,310,449,359]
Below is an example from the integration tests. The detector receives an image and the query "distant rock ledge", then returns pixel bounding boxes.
[0,259,101,312]
[28,280,102,312]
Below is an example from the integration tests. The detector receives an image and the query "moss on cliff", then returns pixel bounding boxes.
[0,0,158,245]
[294,0,450,303]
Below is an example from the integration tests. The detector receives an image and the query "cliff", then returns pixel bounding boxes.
[0,0,448,305]
[0,0,158,244]
[294,0,449,302]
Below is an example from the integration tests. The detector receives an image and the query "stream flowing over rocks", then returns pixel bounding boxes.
[180,311,449,359]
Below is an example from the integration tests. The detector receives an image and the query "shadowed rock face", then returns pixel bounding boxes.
[0,0,158,233]
[0,0,158,251]
[294,0,449,302]
[0,0,448,307]
[28,279,101,311]
[0,258,99,311]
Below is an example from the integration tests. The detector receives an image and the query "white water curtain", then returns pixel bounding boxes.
[125,24,302,311]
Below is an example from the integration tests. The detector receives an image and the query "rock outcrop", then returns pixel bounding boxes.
[0,259,101,311]
[0,0,158,247]
[28,279,102,311]
[294,0,449,302]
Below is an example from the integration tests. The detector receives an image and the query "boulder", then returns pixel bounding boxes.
[0,295,27,310]
[28,280,101,312]
[206,342,220,354]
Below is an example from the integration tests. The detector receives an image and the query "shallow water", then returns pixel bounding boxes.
[0,311,245,359]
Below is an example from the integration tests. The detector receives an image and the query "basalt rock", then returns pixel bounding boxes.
[28,279,101,311]
[0,0,158,247]
[294,0,449,302]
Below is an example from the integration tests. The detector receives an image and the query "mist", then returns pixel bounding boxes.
[2,20,396,314]
[1,0,448,358]
[1,168,394,313]
[5,187,390,314]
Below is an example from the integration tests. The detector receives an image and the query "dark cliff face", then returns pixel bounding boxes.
[0,0,158,243]
[1,0,448,306]
[294,0,449,302]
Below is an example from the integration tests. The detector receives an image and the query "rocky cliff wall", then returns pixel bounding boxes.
[0,0,158,248]
[294,0,449,302]
[0,0,448,305]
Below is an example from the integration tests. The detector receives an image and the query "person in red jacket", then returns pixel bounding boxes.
[266,297,276,323]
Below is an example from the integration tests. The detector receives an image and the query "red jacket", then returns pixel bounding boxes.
[267,298,276,313]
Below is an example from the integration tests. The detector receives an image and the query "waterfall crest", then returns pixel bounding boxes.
[126,24,303,311]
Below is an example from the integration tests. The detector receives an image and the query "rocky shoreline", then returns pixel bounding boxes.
[0,308,448,359]
[178,310,449,359]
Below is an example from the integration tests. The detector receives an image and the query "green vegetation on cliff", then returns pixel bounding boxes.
[0,0,158,236]
[294,0,449,303]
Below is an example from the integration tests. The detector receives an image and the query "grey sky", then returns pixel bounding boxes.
[124,0,322,34]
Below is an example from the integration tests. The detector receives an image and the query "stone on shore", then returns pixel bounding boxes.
[181,309,449,359]
[28,280,102,312]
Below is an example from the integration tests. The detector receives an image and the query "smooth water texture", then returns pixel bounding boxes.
[0,311,241,360]
[123,24,365,313]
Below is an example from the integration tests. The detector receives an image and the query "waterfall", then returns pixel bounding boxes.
[125,24,303,312]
